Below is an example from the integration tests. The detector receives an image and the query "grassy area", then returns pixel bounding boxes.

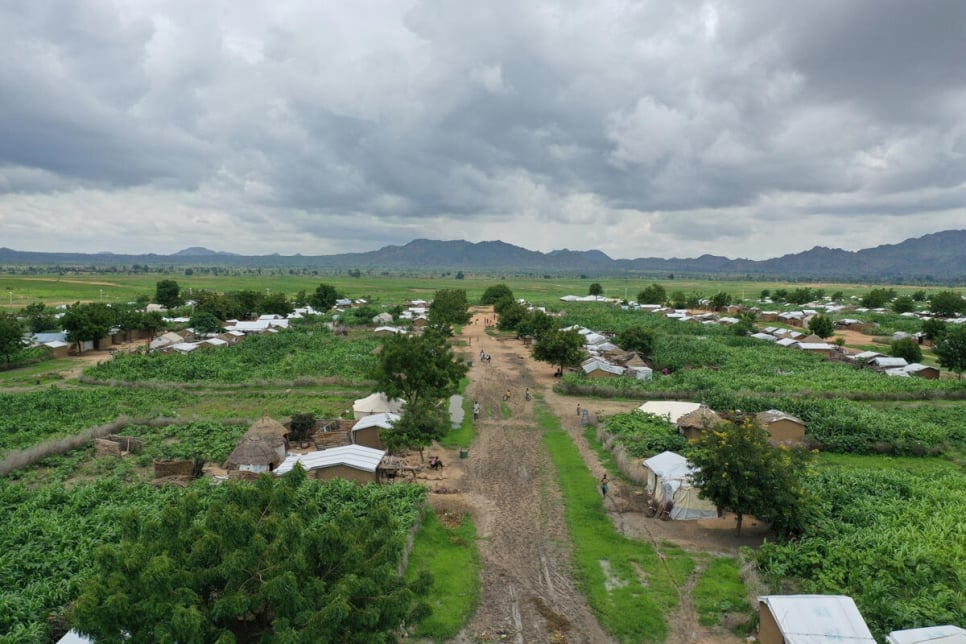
[407,508,481,640]
[537,404,693,642]
[692,557,753,630]
[439,396,475,449]
[0,357,74,386]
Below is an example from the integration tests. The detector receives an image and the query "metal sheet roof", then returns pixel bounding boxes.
[275,445,385,475]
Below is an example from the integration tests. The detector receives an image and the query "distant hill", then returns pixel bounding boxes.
[1,230,964,283]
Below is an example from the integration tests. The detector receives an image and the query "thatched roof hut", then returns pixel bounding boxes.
[246,415,289,440]
[676,406,723,441]
[225,437,282,473]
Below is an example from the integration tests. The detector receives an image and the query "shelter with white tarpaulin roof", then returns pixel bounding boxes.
[756,594,875,644]
[275,445,385,483]
[886,625,966,644]
[642,451,717,520]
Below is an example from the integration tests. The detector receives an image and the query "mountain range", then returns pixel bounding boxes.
[1,230,964,283]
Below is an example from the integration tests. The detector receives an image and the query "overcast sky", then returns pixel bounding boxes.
[1,1,965,260]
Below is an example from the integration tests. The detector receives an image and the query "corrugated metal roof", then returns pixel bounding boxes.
[353,412,401,431]
[275,445,385,475]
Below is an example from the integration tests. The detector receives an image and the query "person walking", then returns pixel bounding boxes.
[576,403,581,417]
[525,387,532,401]
[503,389,511,401]
[600,474,609,497]
[473,401,481,421]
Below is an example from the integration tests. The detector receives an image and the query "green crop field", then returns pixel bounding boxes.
[1,270,965,641]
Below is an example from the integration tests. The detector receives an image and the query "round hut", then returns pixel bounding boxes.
[225,437,282,474]
[675,406,723,442]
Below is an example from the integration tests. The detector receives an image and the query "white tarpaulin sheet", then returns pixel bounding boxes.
[642,451,717,520]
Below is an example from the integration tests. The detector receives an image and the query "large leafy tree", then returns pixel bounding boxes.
[154,279,183,309]
[588,283,603,296]
[921,318,947,342]
[310,283,341,311]
[930,290,963,317]
[370,329,468,409]
[516,310,557,341]
[637,283,667,305]
[428,289,472,333]
[496,299,528,332]
[807,314,834,339]
[532,329,584,374]
[383,398,451,457]
[689,419,816,536]
[21,302,59,333]
[189,312,224,336]
[0,313,26,365]
[934,324,966,379]
[72,471,432,642]
[480,283,513,305]
[258,292,294,317]
[61,302,116,352]
[614,327,656,357]
[709,291,732,310]
[891,337,922,363]
[861,287,896,308]
[194,291,243,321]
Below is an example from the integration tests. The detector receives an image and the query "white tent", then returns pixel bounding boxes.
[642,451,718,520]
[757,595,875,644]
[275,445,385,476]
[352,412,401,432]
[352,393,405,419]
[886,625,966,644]
[637,401,702,424]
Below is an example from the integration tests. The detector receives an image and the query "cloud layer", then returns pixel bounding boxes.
[1,0,964,259]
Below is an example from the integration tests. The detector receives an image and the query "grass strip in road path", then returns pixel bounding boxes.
[407,508,481,639]
[537,404,694,643]
[691,556,753,630]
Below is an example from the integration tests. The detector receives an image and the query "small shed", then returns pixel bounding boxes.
[352,392,405,420]
[901,363,941,380]
[676,406,723,442]
[274,445,385,484]
[642,451,718,520]
[756,595,875,644]
[756,409,806,445]
[886,625,966,644]
[225,437,282,474]
[581,358,625,379]
[44,340,71,359]
[351,412,401,449]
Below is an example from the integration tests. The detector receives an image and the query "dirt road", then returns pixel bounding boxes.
[429,308,751,644]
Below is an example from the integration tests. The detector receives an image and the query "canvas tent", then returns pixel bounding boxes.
[886,625,966,644]
[352,392,406,419]
[642,451,717,520]
[637,401,702,424]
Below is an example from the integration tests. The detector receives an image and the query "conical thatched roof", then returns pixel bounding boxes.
[246,415,289,439]
[226,437,281,468]
[676,406,722,430]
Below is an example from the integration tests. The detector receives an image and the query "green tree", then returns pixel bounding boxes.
[787,287,814,305]
[21,302,58,333]
[496,299,528,332]
[921,318,947,342]
[934,324,966,379]
[189,312,224,336]
[140,311,167,339]
[668,290,687,309]
[911,289,928,302]
[861,287,897,308]
[0,313,26,365]
[689,420,816,536]
[61,302,116,352]
[891,337,922,363]
[516,310,557,341]
[637,283,667,305]
[892,295,915,314]
[233,290,261,320]
[428,289,472,334]
[588,283,603,296]
[72,471,432,642]
[480,284,513,305]
[613,327,656,357]
[710,291,732,310]
[369,329,468,410]
[383,398,451,458]
[154,279,183,309]
[930,290,963,317]
[194,290,243,321]
[310,283,341,311]
[288,412,316,446]
[258,292,294,317]
[532,329,584,374]
[759,289,771,300]
[807,314,834,339]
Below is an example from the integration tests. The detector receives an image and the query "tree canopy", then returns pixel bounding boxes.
[613,327,656,357]
[0,313,26,365]
[637,283,666,305]
[61,303,116,351]
[934,324,966,379]
[688,419,816,536]
[20,302,58,333]
[369,329,468,410]
[890,336,922,363]
[189,312,225,336]
[930,290,963,317]
[531,329,584,374]
[72,471,432,642]
[480,284,513,305]
[428,289,472,333]
[807,314,834,339]
[588,283,603,296]
[154,279,183,309]
[310,283,341,311]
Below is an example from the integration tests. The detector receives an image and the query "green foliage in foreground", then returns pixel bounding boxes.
[406,508,480,639]
[0,473,428,642]
[755,468,966,642]
[537,405,694,642]
[123,421,250,463]
[0,387,187,456]
[85,324,380,384]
